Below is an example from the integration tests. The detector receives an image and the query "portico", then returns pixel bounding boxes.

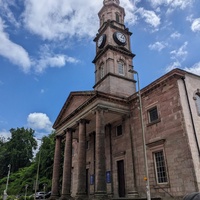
[50,91,138,199]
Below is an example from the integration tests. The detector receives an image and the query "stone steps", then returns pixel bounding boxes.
[112,198,162,200]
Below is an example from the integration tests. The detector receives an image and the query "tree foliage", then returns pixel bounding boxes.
[0,128,37,178]
[0,130,56,196]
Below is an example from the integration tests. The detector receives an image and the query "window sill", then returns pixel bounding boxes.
[153,183,170,189]
[114,134,123,139]
[147,118,161,126]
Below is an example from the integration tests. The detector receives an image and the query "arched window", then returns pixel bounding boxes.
[118,61,124,75]
[194,89,200,116]
[116,13,120,23]
[100,64,104,79]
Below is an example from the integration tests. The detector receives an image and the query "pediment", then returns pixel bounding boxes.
[53,91,96,129]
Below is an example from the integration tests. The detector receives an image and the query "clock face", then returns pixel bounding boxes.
[97,34,106,48]
[113,32,126,45]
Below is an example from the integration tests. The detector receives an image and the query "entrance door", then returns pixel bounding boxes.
[86,169,89,195]
[117,160,125,197]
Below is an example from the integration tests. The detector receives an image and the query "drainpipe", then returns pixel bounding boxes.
[182,77,200,156]
[93,132,96,194]
[108,124,114,196]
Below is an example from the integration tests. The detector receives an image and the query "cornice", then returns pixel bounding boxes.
[53,90,128,130]
[128,68,186,103]
[53,91,95,129]
[93,44,135,63]
[93,72,135,89]
[94,20,132,42]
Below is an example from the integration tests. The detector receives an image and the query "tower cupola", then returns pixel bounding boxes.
[93,0,136,97]
[103,0,120,5]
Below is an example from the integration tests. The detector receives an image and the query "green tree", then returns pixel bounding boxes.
[33,132,56,192]
[6,128,37,173]
[39,132,55,180]
[0,137,10,178]
[0,131,57,195]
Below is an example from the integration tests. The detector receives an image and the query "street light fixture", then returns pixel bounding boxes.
[128,69,151,200]
[25,184,28,200]
[34,139,42,200]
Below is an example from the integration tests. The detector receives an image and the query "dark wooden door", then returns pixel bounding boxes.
[86,169,89,195]
[117,160,125,197]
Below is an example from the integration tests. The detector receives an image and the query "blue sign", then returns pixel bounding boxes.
[90,175,94,185]
[106,171,111,183]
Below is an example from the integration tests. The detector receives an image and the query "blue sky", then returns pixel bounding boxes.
[0,0,200,139]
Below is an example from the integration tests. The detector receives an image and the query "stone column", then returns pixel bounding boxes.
[50,135,62,200]
[76,119,89,199]
[95,108,108,199]
[127,117,138,198]
[61,128,74,200]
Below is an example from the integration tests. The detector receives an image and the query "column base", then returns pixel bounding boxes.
[75,193,88,200]
[60,194,73,200]
[93,192,110,200]
[49,195,60,200]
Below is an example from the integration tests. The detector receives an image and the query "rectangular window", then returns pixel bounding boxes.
[154,150,168,184]
[116,125,122,136]
[149,107,158,122]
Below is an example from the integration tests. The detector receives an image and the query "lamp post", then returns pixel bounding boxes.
[25,184,28,200]
[129,69,151,200]
[34,139,42,200]
[3,164,11,200]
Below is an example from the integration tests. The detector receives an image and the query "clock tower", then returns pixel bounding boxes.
[93,0,136,97]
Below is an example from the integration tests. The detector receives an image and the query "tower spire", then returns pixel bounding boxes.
[103,0,120,5]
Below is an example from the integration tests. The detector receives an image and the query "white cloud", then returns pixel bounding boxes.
[22,0,159,40]
[186,15,194,22]
[137,8,160,28]
[27,112,53,132]
[184,62,200,76]
[191,18,200,33]
[170,31,181,39]
[34,54,79,73]
[170,42,188,61]
[149,41,166,51]
[0,17,79,74]
[121,0,138,25]
[0,18,31,73]
[33,45,79,73]
[148,0,194,11]
[170,0,193,10]
[0,0,20,28]
[23,0,102,40]
[165,61,200,77]
[0,129,11,141]
[165,61,181,72]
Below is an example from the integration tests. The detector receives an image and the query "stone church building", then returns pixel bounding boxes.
[50,0,200,199]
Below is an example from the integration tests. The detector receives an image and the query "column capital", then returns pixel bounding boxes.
[54,135,63,141]
[64,128,75,134]
[92,106,109,114]
[76,118,90,125]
